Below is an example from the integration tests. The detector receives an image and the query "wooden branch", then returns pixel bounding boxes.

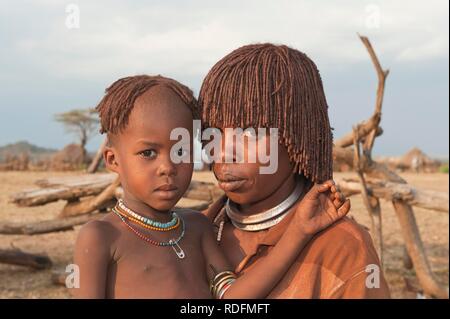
[59,177,121,218]
[392,201,449,299]
[334,35,389,151]
[359,34,389,155]
[0,249,52,269]
[333,145,356,167]
[10,174,219,211]
[334,138,406,183]
[51,269,67,286]
[364,160,406,183]
[35,173,116,188]
[334,115,382,148]
[341,34,448,298]
[0,213,97,235]
[403,246,413,270]
[87,138,107,173]
[58,178,214,217]
[337,178,448,213]
[361,162,448,298]
[11,174,117,207]
[352,126,384,264]
[358,34,390,91]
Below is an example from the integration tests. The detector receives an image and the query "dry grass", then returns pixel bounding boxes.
[0,171,448,298]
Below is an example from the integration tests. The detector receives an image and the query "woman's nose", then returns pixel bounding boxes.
[218,133,237,163]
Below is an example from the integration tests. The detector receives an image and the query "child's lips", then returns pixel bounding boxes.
[154,184,179,199]
[156,184,178,191]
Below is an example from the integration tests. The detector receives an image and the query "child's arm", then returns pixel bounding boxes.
[202,180,350,299]
[72,220,112,298]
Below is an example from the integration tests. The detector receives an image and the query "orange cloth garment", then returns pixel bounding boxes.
[203,197,391,299]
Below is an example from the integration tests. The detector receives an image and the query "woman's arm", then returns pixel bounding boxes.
[202,180,350,299]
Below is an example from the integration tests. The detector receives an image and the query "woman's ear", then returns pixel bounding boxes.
[103,147,119,173]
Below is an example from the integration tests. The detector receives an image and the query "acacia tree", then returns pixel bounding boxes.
[54,108,99,163]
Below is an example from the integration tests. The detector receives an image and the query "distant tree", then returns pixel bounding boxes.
[54,108,99,163]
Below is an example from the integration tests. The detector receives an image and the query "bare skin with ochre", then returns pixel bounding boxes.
[73,84,350,299]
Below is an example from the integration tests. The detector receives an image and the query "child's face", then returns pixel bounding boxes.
[104,86,194,212]
[212,129,294,205]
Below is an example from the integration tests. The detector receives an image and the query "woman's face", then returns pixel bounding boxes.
[211,128,294,206]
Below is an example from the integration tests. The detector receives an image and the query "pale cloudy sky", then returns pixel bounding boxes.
[0,0,448,157]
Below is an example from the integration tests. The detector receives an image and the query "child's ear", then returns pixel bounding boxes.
[103,147,119,173]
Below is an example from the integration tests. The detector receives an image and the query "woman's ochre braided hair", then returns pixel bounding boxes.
[199,43,333,183]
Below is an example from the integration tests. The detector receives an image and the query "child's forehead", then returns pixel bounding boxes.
[135,85,183,108]
[121,87,193,138]
[130,86,190,118]
[206,125,272,132]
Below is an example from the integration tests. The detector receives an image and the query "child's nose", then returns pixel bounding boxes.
[157,158,177,177]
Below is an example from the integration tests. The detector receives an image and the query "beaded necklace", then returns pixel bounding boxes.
[114,205,180,232]
[117,199,178,229]
[112,207,186,259]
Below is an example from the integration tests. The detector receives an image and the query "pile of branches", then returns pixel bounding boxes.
[332,35,448,299]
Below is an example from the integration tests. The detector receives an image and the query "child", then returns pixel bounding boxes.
[73,75,350,298]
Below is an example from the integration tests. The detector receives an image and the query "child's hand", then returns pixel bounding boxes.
[293,180,350,237]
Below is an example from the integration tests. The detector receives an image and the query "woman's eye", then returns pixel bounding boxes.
[177,148,188,157]
[140,149,157,158]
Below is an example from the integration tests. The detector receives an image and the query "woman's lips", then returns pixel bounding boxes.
[217,178,247,192]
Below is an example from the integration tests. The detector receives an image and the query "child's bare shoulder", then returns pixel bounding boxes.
[175,209,212,228]
[75,213,121,253]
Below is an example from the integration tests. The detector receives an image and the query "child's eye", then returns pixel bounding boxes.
[139,149,157,159]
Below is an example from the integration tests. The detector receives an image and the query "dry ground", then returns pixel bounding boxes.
[0,171,448,298]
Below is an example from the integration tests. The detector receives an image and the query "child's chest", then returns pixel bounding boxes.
[106,228,211,298]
